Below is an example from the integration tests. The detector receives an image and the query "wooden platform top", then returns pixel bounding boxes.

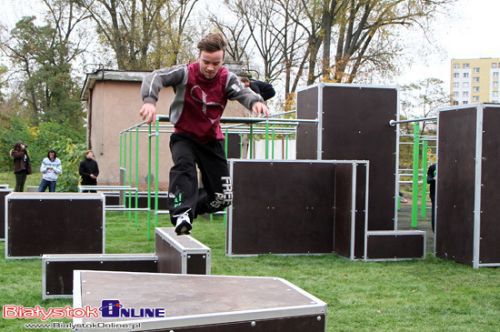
[6,192,104,200]
[156,227,209,252]
[73,270,326,329]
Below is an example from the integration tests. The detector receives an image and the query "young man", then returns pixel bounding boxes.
[139,33,268,235]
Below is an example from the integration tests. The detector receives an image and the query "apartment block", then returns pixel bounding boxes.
[450,58,500,105]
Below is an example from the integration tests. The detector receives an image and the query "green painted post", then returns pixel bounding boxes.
[249,125,254,159]
[420,140,429,219]
[271,128,275,159]
[128,131,133,220]
[224,128,229,158]
[411,123,420,228]
[147,124,152,240]
[134,127,140,225]
[154,120,160,227]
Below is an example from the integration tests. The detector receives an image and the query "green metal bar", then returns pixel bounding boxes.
[147,124,152,240]
[249,124,254,159]
[265,120,269,159]
[224,128,229,158]
[420,140,429,219]
[134,127,140,225]
[271,128,275,159]
[154,119,160,227]
[411,123,420,228]
[128,131,133,220]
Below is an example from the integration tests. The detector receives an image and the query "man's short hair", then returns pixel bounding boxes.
[197,33,227,54]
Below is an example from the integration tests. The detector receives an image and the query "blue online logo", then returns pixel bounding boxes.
[100,300,166,318]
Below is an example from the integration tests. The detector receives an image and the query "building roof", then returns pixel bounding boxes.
[80,69,151,101]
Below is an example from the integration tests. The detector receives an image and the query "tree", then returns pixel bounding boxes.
[400,77,450,133]
[76,0,199,70]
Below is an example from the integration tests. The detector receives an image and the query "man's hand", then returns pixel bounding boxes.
[90,174,97,179]
[139,103,157,124]
[252,102,269,117]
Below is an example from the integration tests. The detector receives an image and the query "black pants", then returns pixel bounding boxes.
[15,171,27,192]
[169,134,231,225]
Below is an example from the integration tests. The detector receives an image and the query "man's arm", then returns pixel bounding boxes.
[140,65,187,123]
[226,73,269,116]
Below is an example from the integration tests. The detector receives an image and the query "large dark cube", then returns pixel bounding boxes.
[297,84,397,231]
[227,160,368,257]
[42,253,158,299]
[0,188,12,240]
[73,270,326,331]
[5,193,104,259]
[436,104,500,268]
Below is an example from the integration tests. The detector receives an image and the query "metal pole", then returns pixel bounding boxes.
[271,128,275,159]
[249,124,254,159]
[134,127,140,225]
[265,120,269,159]
[389,117,437,126]
[147,124,152,240]
[420,140,429,219]
[154,119,160,227]
[119,134,123,169]
[128,131,133,220]
[411,123,420,228]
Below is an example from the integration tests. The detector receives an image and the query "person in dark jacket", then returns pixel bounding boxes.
[79,150,99,193]
[10,142,31,192]
[239,76,276,101]
[427,163,437,232]
[139,32,268,235]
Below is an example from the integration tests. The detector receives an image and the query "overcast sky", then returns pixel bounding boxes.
[1,0,499,88]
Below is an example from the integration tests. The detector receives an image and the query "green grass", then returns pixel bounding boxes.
[1,212,499,331]
[0,171,40,191]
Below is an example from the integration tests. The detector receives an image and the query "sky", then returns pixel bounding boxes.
[1,0,500,89]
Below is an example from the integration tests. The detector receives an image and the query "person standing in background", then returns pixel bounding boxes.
[79,150,99,193]
[10,142,31,192]
[427,163,437,232]
[38,150,62,192]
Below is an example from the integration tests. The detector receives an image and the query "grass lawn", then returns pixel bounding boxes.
[0,207,499,331]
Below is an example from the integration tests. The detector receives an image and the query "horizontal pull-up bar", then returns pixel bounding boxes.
[389,117,437,127]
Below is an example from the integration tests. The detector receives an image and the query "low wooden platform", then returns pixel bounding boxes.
[73,270,327,331]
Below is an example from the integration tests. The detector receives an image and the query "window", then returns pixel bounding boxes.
[493,72,499,78]
[472,96,479,102]
[473,77,480,82]
[493,82,499,88]
[453,72,460,78]
[453,82,459,89]
[462,91,469,97]
[463,72,469,78]
[462,101,468,104]
[493,91,499,97]
[473,87,480,92]
[462,82,469,88]
[493,63,498,69]
[473,67,480,73]
[453,63,460,69]
[463,63,470,69]
[453,91,459,97]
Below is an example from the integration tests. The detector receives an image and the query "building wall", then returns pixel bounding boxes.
[450,58,500,104]
[87,80,249,190]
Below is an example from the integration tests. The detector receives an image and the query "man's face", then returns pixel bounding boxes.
[199,50,224,79]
